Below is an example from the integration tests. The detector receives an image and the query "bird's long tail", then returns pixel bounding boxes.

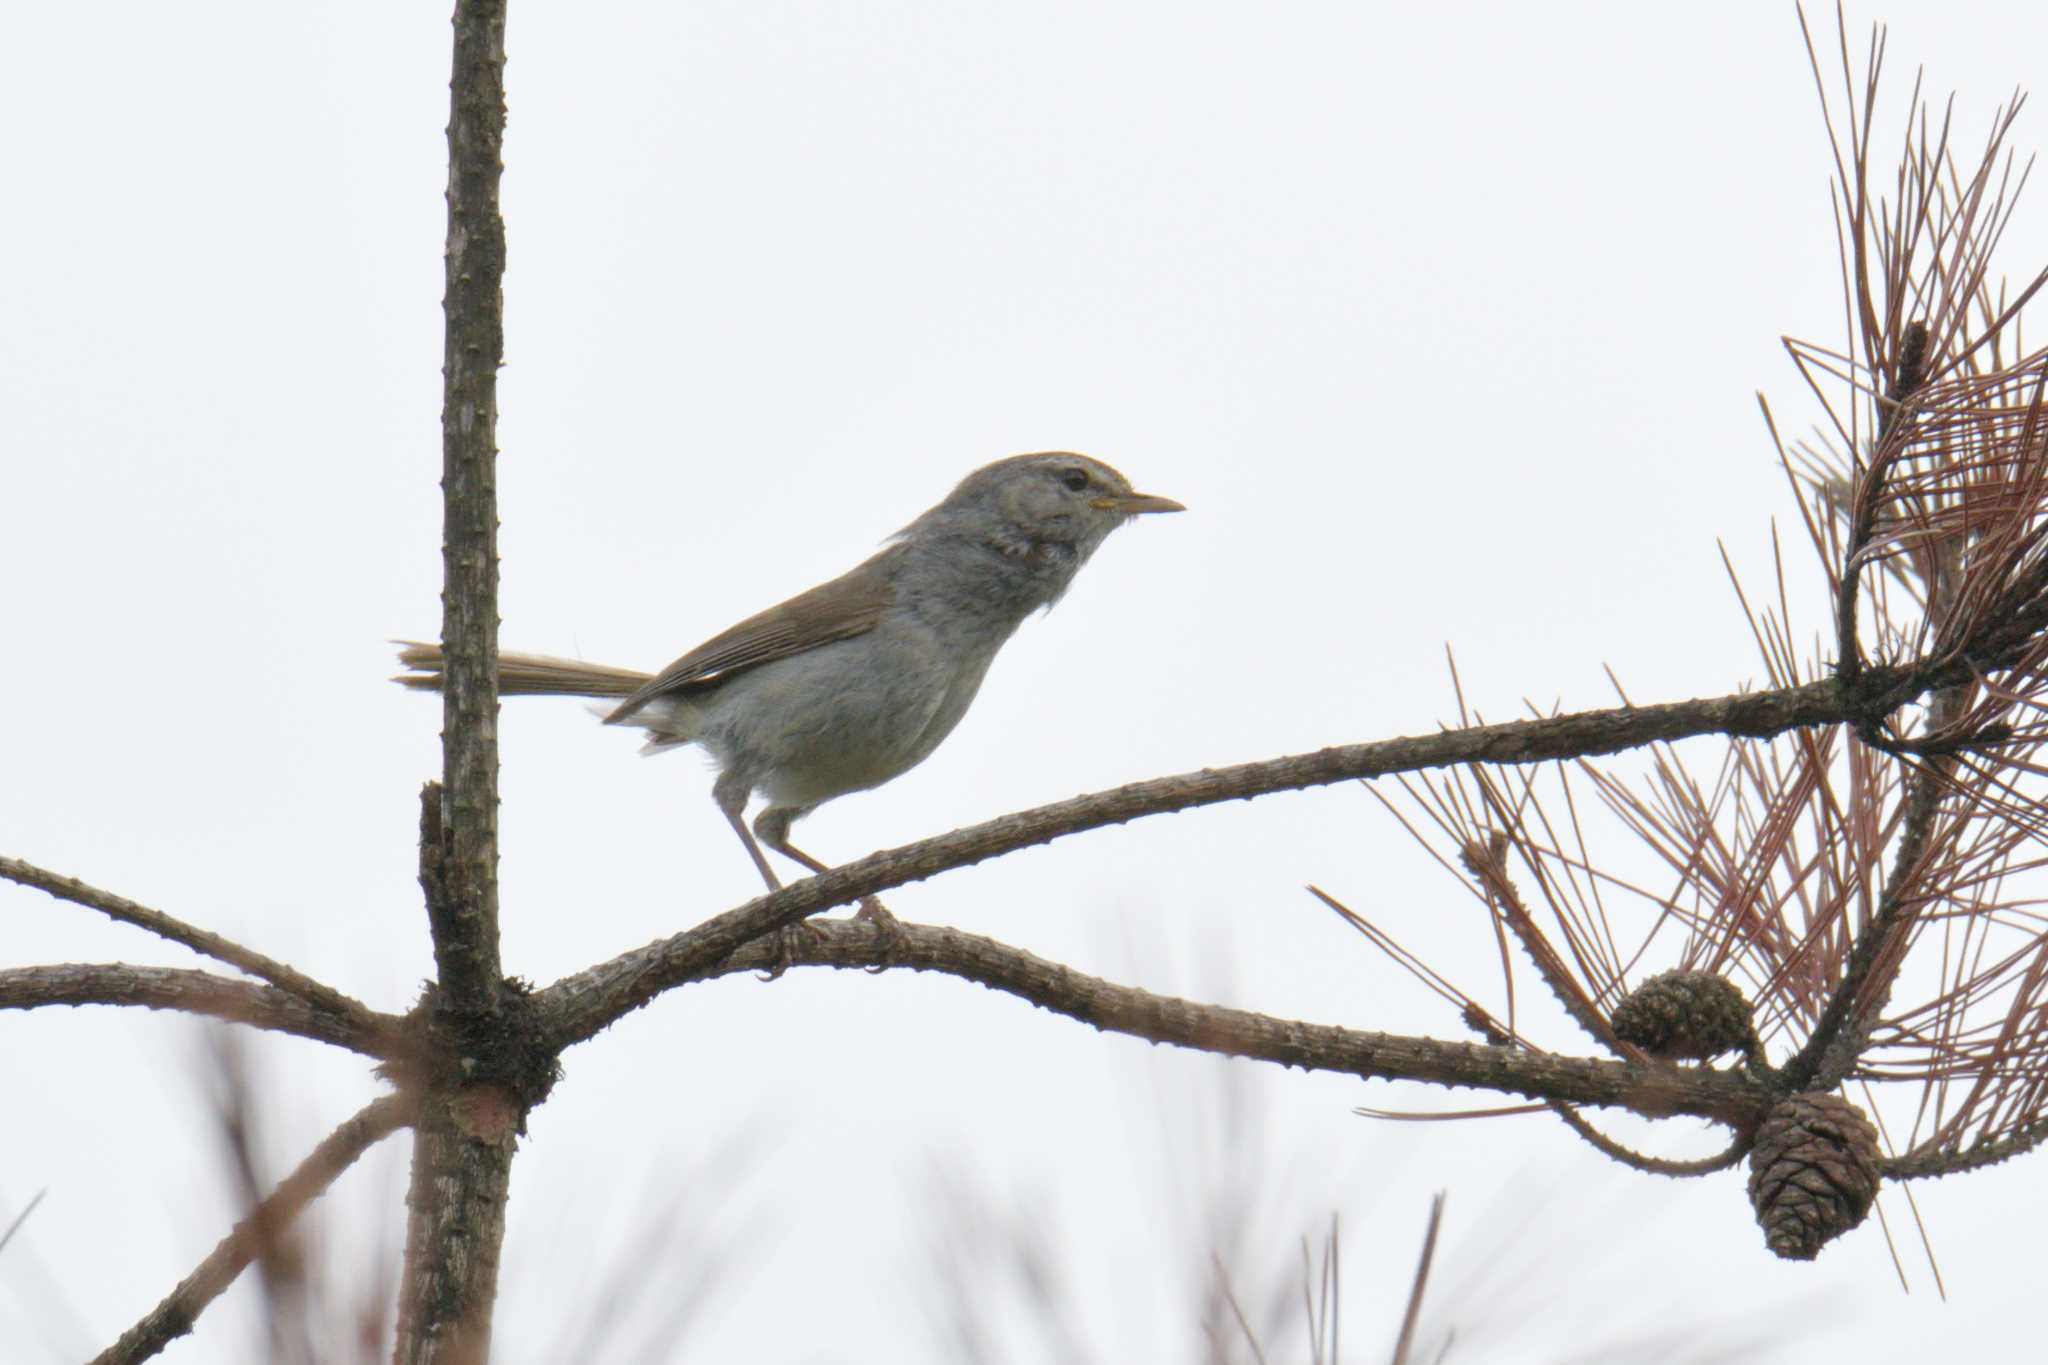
[392,641,653,698]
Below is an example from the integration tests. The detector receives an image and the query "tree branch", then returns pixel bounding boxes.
[1458,834,1624,1055]
[1781,738,1957,1093]
[535,661,1967,1049]
[1548,1102,1750,1176]
[427,0,509,1015]
[0,856,384,1034]
[0,963,399,1058]
[1441,988,1745,1176]
[394,0,516,1357]
[1834,319,1930,685]
[90,1092,416,1365]
[395,1099,514,1365]
[1885,1117,2048,1181]
[548,918,1771,1127]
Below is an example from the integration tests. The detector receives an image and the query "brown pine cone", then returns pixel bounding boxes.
[1747,1092,1882,1260]
[1610,969,1756,1060]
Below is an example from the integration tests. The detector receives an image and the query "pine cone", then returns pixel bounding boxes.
[1610,969,1756,1060]
[1747,1092,1882,1261]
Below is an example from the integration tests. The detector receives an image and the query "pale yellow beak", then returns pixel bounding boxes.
[1093,492,1186,515]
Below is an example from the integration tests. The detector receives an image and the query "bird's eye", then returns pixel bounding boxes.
[1060,468,1090,492]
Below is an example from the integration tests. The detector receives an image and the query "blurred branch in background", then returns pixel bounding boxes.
[920,1039,1793,1364]
[92,1080,415,1365]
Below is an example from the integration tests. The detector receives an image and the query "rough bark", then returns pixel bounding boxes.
[0,963,396,1058]
[428,0,508,1013]
[392,1,516,1360]
[534,662,1958,1051]
[0,856,379,1030]
[631,919,1772,1126]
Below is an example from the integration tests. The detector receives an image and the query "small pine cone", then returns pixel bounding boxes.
[1747,1092,1882,1261]
[1610,969,1755,1060]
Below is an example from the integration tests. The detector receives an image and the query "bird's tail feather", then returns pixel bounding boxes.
[392,641,653,698]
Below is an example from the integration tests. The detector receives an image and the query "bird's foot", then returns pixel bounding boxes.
[854,897,905,970]
[754,919,828,982]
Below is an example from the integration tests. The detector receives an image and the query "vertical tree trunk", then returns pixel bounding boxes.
[394,0,514,1359]
[429,0,508,1012]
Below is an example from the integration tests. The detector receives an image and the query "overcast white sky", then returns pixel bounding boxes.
[7,3,2048,1360]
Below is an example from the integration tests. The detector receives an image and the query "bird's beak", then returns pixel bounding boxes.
[1092,492,1186,515]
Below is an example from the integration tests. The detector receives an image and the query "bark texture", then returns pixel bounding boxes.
[393,1,517,1359]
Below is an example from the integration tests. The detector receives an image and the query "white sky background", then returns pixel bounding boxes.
[6,2,2048,1359]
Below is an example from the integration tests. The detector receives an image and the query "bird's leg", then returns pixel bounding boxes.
[714,775,818,980]
[753,806,904,957]
[719,802,783,895]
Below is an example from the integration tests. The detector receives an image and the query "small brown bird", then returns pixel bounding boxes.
[398,452,1183,920]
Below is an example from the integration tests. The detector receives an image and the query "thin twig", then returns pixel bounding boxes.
[0,858,382,1033]
[1211,1255,1272,1365]
[1837,320,1932,682]
[1548,1103,1750,1177]
[1459,834,1623,1055]
[1441,974,1748,1177]
[1388,1194,1445,1365]
[1782,742,1956,1092]
[204,1031,315,1365]
[0,963,399,1058]
[1885,1115,2048,1179]
[0,1189,47,1258]
[90,1092,416,1365]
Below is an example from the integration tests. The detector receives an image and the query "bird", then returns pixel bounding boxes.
[396,452,1183,929]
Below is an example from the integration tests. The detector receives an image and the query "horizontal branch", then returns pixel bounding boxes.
[92,1092,416,1365]
[547,918,1771,1126]
[0,964,398,1059]
[1885,1117,2048,1181]
[1,857,383,1037]
[536,664,1946,1047]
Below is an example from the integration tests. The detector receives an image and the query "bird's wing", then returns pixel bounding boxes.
[605,544,900,723]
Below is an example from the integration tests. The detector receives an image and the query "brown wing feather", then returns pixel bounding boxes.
[606,544,900,723]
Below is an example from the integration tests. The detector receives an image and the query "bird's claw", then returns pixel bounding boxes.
[854,897,905,971]
[754,919,828,981]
